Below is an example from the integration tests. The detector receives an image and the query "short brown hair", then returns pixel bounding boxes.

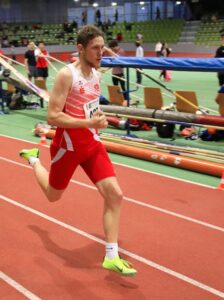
[108,39,118,48]
[77,25,104,48]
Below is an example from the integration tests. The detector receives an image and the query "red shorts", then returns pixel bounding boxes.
[49,141,115,190]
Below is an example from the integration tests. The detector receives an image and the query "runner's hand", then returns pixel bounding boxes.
[88,111,108,129]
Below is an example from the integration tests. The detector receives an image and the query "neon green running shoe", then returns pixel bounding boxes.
[102,257,137,276]
[19,148,39,162]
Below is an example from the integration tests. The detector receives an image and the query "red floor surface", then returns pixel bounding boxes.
[1,135,224,299]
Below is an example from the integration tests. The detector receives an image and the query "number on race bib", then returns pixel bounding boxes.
[89,107,99,118]
[84,98,100,119]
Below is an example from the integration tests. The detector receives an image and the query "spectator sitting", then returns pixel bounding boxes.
[32,23,41,30]
[116,32,123,42]
[71,20,78,30]
[63,22,70,33]
[21,37,29,47]
[2,36,9,48]
[136,32,143,43]
[211,13,218,23]
[125,22,132,31]
[56,32,64,39]
[67,36,74,44]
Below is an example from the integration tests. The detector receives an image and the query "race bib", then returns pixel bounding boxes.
[83,98,100,119]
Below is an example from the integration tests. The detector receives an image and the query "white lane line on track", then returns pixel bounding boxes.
[1,194,224,299]
[0,271,41,300]
[0,155,224,234]
[113,161,216,189]
[0,134,215,189]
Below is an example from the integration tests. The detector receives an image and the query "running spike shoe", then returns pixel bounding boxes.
[102,256,137,276]
[19,148,39,162]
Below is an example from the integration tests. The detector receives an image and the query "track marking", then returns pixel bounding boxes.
[0,157,32,169]
[1,194,224,299]
[0,271,41,300]
[114,161,216,189]
[0,134,215,189]
[0,155,223,234]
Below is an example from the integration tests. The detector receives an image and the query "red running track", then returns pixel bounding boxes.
[1,135,224,300]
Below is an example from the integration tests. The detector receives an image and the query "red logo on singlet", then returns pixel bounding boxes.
[80,86,85,94]
[94,84,100,91]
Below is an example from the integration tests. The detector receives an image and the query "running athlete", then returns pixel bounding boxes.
[19,25,137,276]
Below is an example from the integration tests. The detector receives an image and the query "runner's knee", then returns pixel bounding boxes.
[106,189,123,207]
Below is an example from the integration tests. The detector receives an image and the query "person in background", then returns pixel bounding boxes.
[24,42,37,81]
[10,45,16,63]
[135,40,144,85]
[215,84,224,116]
[81,10,87,26]
[161,42,171,57]
[159,42,172,81]
[35,41,49,82]
[95,9,101,25]
[116,32,123,42]
[108,39,127,99]
[136,32,143,43]
[215,34,224,86]
[156,6,161,19]
[215,33,224,110]
[155,41,162,57]
[0,46,10,113]
[114,9,118,23]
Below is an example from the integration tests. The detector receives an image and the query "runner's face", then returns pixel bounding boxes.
[28,43,34,50]
[39,43,45,51]
[81,36,104,68]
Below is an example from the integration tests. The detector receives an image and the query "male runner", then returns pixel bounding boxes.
[19,25,137,276]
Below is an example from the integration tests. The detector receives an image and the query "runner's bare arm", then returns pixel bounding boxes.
[48,67,107,129]
[24,58,29,73]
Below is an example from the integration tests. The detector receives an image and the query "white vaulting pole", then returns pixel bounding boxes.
[0,55,49,101]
